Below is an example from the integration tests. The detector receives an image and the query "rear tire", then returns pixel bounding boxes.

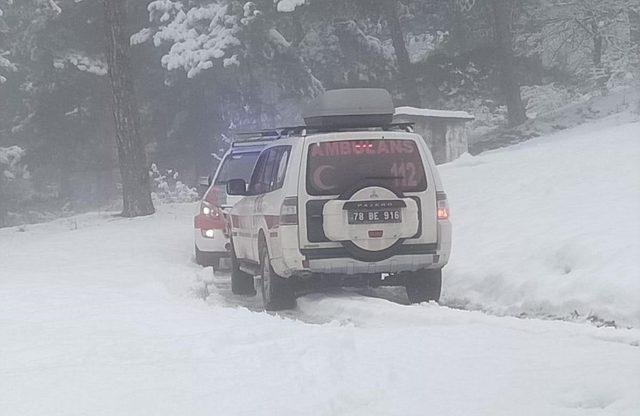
[259,245,296,311]
[405,268,442,304]
[230,242,256,296]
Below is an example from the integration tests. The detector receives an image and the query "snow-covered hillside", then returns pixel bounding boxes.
[441,116,640,327]
[0,119,639,415]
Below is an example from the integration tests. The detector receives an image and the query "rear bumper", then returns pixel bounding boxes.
[273,244,448,277]
[271,220,451,278]
[305,252,445,275]
[194,228,228,253]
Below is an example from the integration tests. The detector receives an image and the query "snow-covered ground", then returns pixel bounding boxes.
[441,116,640,327]
[1,119,639,415]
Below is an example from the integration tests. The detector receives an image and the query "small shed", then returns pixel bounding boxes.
[394,107,474,164]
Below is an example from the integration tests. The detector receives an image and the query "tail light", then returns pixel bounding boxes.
[280,197,298,225]
[437,199,449,220]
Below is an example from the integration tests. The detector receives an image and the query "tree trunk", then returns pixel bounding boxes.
[593,33,603,67]
[450,2,469,54]
[631,8,640,46]
[593,32,609,94]
[630,7,640,113]
[103,0,154,217]
[0,179,6,228]
[490,0,527,127]
[387,1,421,106]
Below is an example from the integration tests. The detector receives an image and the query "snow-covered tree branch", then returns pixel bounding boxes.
[0,145,25,180]
[143,1,242,78]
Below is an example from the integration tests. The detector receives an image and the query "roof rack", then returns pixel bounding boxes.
[230,122,414,146]
[230,127,307,147]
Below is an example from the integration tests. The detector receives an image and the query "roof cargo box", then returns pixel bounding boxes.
[303,88,394,129]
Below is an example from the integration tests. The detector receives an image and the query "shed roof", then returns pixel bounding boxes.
[395,106,475,121]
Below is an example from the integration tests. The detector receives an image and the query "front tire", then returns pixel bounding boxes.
[230,241,256,296]
[405,268,442,304]
[259,245,296,311]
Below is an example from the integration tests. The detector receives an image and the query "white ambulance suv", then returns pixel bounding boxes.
[194,140,268,269]
[226,89,451,310]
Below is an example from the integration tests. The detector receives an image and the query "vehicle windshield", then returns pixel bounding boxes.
[306,139,427,196]
[214,151,260,186]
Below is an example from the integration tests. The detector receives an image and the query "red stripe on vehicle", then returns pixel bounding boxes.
[194,214,225,230]
[264,215,280,230]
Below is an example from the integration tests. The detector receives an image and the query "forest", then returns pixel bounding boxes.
[1,0,639,226]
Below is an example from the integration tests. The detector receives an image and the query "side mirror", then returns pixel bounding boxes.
[226,179,247,196]
[198,176,210,189]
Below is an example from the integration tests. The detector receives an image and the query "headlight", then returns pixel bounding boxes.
[201,201,213,216]
[201,201,221,217]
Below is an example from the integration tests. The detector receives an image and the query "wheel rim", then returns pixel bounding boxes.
[261,253,272,306]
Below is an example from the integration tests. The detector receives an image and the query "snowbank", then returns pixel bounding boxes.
[440,117,640,326]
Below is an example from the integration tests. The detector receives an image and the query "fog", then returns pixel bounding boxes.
[1,0,639,225]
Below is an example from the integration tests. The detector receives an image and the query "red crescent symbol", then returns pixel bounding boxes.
[313,165,336,191]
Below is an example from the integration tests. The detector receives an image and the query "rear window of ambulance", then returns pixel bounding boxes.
[306,139,427,196]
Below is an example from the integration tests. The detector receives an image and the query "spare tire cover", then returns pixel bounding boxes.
[323,182,418,262]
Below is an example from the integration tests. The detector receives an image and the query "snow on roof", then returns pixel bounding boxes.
[395,106,474,120]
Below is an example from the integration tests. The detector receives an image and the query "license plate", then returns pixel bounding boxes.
[348,209,402,224]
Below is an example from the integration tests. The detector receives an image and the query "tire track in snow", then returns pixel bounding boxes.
[203,269,640,348]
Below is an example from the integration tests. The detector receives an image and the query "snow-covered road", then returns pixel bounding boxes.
[1,118,639,415]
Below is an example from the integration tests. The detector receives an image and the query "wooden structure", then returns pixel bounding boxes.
[394,106,474,164]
